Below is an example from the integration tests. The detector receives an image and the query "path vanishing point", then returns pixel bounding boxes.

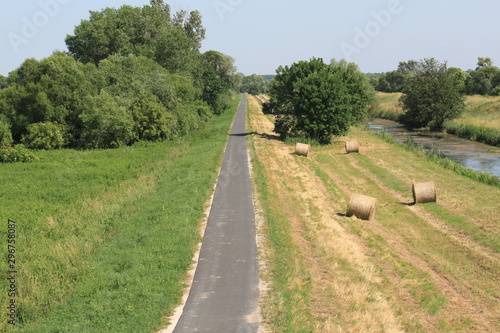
[172,94,260,333]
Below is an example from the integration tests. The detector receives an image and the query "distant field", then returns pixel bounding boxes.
[461,95,500,130]
[374,92,500,145]
[249,95,500,333]
[0,97,239,332]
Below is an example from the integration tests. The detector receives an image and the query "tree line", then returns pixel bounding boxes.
[0,0,237,157]
[371,57,500,96]
[263,57,471,144]
[236,74,273,95]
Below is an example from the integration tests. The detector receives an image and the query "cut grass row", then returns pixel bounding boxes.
[248,102,314,332]
[0,97,240,332]
[248,95,499,332]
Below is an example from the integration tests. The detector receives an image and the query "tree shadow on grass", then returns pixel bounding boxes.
[254,132,282,142]
[399,201,416,207]
[229,131,282,142]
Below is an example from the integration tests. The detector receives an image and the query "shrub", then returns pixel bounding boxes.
[491,86,500,96]
[401,58,465,129]
[130,95,177,141]
[79,93,137,149]
[173,101,212,136]
[21,122,66,149]
[0,144,36,163]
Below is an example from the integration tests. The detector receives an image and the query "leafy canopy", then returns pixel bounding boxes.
[401,58,466,129]
[65,0,205,76]
[266,58,373,144]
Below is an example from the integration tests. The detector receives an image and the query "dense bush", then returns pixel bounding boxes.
[130,95,176,142]
[0,144,36,163]
[0,56,98,142]
[173,101,212,136]
[79,92,137,149]
[0,53,227,150]
[22,122,65,149]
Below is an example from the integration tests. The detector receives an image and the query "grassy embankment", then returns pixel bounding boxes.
[248,95,499,333]
[0,97,240,332]
[373,92,500,146]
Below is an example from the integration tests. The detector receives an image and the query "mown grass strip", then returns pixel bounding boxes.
[310,144,499,314]
[249,138,314,333]
[423,204,500,253]
[345,151,499,253]
[1,97,240,333]
[247,105,314,333]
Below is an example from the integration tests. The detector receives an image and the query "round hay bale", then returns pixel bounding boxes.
[295,143,310,157]
[346,193,377,221]
[412,182,436,204]
[345,140,360,154]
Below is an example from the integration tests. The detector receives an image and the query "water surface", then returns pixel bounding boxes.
[368,119,500,179]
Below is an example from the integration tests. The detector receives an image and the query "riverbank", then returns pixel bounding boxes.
[368,119,500,183]
[372,93,500,146]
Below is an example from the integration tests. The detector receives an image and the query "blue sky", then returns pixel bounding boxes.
[1,0,499,76]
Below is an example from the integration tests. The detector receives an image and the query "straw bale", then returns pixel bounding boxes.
[346,193,376,221]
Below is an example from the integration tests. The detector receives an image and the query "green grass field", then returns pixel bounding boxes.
[0,97,240,332]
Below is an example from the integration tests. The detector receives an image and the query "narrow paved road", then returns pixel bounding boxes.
[173,95,260,333]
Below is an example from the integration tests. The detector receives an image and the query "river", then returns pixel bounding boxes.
[368,119,500,179]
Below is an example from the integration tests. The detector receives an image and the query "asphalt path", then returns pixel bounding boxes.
[173,94,260,333]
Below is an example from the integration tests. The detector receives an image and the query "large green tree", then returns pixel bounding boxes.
[65,0,204,75]
[401,58,465,129]
[376,60,419,93]
[267,58,373,144]
[197,50,237,114]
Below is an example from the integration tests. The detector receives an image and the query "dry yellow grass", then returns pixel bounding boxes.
[249,94,500,333]
[376,92,404,114]
[459,95,500,130]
